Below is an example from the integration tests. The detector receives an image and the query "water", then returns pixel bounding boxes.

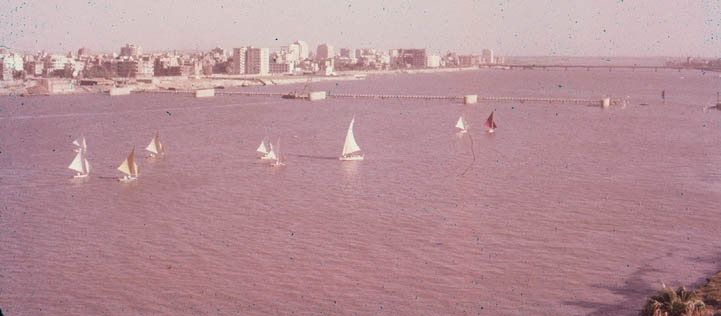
[1,69,720,315]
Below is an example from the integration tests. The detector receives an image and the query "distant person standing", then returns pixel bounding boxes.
[662,90,666,103]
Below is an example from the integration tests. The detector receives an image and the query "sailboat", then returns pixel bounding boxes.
[145,131,166,158]
[269,138,285,167]
[484,111,497,133]
[257,137,273,160]
[68,140,90,178]
[456,116,469,133]
[117,147,140,182]
[339,116,364,161]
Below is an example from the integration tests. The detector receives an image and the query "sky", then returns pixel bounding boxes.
[0,0,719,57]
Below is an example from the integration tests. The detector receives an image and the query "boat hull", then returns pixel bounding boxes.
[339,155,364,161]
[118,176,138,182]
[73,173,89,179]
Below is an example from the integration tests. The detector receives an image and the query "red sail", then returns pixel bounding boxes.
[484,112,497,129]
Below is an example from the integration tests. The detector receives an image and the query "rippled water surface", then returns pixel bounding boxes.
[1,69,720,315]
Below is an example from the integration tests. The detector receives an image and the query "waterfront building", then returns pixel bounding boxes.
[44,54,69,76]
[116,59,136,77]
[269,62,293,74]
[232,47,247,75]
[116,56,154,78]
[136,56,154,78]
[458,55,481,66]
[482,48,494,64]
[0,57,13,80]
[245,47,269,75]
[154,56,181,76]
[394,49,427,68]
[316,43,334,61]
[120,44,142,57]
[293,40,309,60]
[24,60,44,77]
[426,55,441,68]
[286,44,301,63]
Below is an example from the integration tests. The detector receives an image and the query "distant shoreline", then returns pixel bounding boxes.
[0,66,487,97]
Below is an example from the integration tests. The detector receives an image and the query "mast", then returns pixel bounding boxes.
[267,142,277,160]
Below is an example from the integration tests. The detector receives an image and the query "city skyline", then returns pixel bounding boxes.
[1,0,720,57]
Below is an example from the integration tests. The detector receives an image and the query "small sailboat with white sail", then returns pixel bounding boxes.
[68,138,90,178]
[257,137,273,160]
[339,116,364,161]
[145,131,166,158]
[117,147,140,182]
[484,111,497,133]
[269,138,285,167]
[456,116,469,133]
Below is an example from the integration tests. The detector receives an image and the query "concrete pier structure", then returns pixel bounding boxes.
[464,95,478,104]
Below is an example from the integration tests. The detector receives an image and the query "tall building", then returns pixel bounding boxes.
[458,55,481,66]
[120,44,142,57]
[394,49,426,68]
[1,56,14,80]
[293,40,309,60]
[482,48,494,64]
[245,47,269,75]
[44,54,68,76]
[286,43,300,63]
[426,55,441,68]
[316,43,334,61]
[232,47,247,75]
[116,56,154,78]
[339,48,351,58]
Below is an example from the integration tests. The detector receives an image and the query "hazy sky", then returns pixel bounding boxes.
[1,0,719,56]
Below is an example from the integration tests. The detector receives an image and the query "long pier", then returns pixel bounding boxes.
[135,89,612,105]
[326,93,604,104]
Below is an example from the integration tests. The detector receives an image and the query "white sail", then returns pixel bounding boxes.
[117,158,131,176]
[146,136,158,154]
[342,117,362,156]
[72,139,80,147]
[146,132,164,156]
[68,151,84,173]
[82,137,87,151]
[456,116,467,130]
[117,147,138,177]
[256,138,269,154]
[267,142,278,160]
[85,159,91,174]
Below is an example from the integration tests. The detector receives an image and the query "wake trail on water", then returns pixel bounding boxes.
[458,131,476,176]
